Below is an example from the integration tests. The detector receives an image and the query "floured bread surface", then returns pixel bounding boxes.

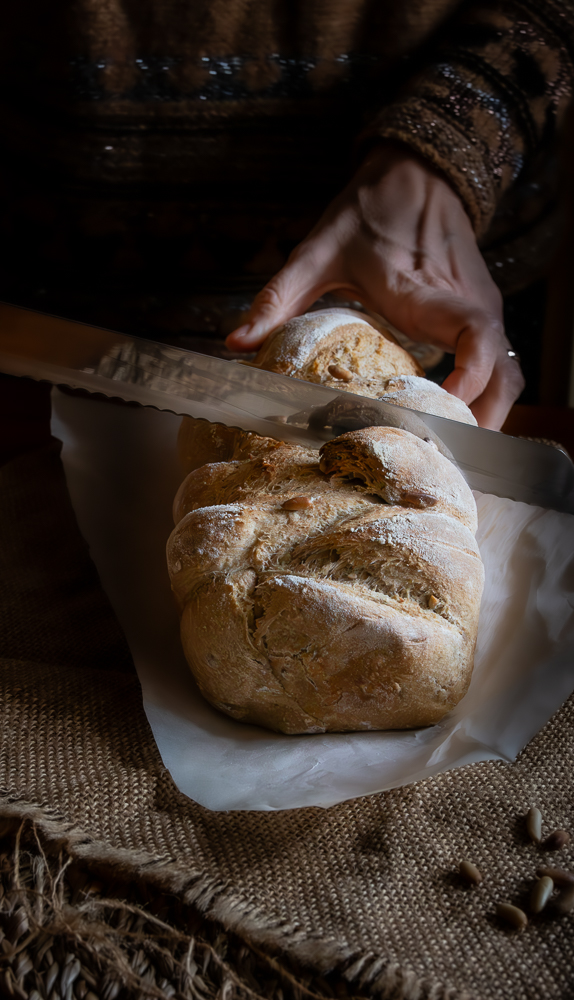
[319,426,478,531]
[251,308,424,382]
[168,309,484,734]
[333,375,478,426]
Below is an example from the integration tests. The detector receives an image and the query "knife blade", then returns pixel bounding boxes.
[0,300,572,513]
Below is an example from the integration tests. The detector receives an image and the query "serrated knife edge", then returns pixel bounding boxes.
[0,300,573,514]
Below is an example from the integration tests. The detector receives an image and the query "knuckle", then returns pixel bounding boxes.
[464,303,503,332]
[479,312,505,340]
[468,374,489,400]
[252,283,284,315]
[501,356,525,395]
[487,283,504,313]
[509,365,526,393]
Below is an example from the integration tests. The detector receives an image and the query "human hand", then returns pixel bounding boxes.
[226,143,524,429]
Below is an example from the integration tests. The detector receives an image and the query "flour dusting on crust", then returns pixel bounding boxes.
[168,309,484,734]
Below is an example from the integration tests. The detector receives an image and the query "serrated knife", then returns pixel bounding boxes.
[0,301,572,513]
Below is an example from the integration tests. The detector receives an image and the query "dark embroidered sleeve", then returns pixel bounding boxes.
[364,0,574,237]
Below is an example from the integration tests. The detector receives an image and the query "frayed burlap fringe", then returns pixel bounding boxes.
[0,809,465,1000]
[0,818,353,1000]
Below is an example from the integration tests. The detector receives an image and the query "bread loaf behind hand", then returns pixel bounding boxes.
[168,310,484,733]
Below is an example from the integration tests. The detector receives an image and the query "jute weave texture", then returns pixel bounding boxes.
[1,441,573,1000]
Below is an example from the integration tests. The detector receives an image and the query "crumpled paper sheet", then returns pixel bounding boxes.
[52,389,574,811]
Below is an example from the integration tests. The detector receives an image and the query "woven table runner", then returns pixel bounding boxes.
[1,440,573,1000]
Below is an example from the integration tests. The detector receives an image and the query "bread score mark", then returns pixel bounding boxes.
[167,426,483,734]
[168,310,484,734]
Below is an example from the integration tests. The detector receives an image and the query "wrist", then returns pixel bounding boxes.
[352,139,474,240]
[356,139,466,205]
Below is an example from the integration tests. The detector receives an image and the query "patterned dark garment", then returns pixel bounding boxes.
[0,0,572,331]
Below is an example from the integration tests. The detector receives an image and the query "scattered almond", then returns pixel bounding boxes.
[428,595,439,610]
[459,860,483,885]
[554,884,574,915]
[526,807,542,844]
[281,496,313,511]
[328,363,353,382]
[496,902,528,930]
[401,491,438,507]
[537,867,574,887]
[530,876,554,914]
[542,830,570,851]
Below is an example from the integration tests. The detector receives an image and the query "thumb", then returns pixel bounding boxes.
[225,242,334,351]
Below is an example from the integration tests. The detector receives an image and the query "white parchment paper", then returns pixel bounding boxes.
[51,389,574,811]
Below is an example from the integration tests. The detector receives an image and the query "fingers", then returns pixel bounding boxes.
[225,238,337,351]
[441,319,524,430]
[399,290,522,430]
[464,354,525,430]
[441,316,505,402]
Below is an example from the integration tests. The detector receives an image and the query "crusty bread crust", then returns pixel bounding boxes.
[168,310,484,734]
[251,308,424,382]
[330,374,478,425]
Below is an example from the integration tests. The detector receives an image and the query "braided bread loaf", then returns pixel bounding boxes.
[167,310,484,734]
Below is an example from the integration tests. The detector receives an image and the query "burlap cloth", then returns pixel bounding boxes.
[2,439,574,1000]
